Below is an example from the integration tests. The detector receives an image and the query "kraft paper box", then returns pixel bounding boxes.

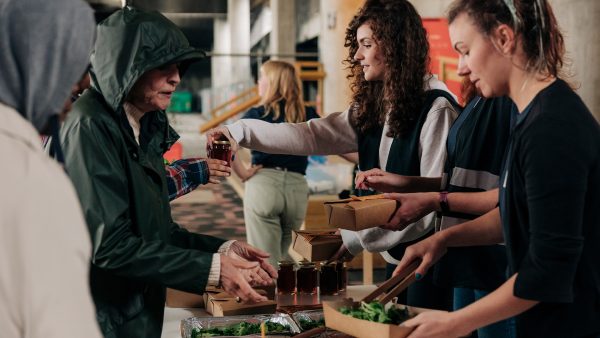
[203,288,276,317]
[292,230,342,262]
[323,299,433,338]
[323,198,398,231]
[165,288,204,308]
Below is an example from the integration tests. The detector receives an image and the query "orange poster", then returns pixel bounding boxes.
[422,18,462,103]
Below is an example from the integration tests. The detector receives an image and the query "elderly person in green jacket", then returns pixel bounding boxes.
[59,7,277,338]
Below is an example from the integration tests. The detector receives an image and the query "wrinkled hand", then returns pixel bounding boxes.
[206,126,239,153]
[404,310,471,338]
[219,255,268,303]
[205,158,232,184]
[227,241,278,284]
[393,233,447,280]
[241,164,263,182]
[355,168,408,192]
[380,192,438,231]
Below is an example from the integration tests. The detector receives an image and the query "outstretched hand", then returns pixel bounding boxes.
[206,126,239,153]
[392,233,447,280]
[380,192,438,231]
[355,168,408,192]
[404,310,470,338]
[227,241,278,284]
[205,158,231,184]
[219,255,268,303]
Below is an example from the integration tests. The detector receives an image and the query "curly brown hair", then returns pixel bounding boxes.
[345,0,430,137]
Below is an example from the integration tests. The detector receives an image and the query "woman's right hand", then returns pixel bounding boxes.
[354,168,408,192]
[393,232,448,280]
[206,126,239,153]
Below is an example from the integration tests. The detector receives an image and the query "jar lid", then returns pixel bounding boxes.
[278,260,295,267]
[212,140,231,145]
[299,261,316,267]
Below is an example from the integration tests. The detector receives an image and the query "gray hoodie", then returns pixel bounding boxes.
[0,0,95,132]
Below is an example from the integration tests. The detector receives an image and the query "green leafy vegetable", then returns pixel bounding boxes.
[298,317,325,331]
[339,301,410,325]
[191,321,290,337]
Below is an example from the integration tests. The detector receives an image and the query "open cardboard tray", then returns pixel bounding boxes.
[323,299,432,338]
[292,230,342,262]
[323,196,398,231]
[203,288,277,317]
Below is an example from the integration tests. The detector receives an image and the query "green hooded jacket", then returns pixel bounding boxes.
[59,8,225,338]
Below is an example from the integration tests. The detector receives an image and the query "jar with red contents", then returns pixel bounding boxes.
[207,138,232,166]
[296,261,318,294]
[319,262,338,295]
[276,261,296,294]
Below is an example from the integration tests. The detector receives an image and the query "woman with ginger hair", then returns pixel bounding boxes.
[231,60,319,267]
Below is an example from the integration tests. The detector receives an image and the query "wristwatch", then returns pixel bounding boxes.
[439,191,450,213]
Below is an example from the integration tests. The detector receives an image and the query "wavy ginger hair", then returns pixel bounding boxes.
[259,60,307,123]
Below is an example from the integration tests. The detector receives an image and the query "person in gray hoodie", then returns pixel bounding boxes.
[0,0,102,337]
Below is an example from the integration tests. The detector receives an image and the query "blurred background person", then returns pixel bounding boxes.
[231,60,320,267]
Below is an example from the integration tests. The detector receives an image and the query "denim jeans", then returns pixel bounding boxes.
[454,287,517,338]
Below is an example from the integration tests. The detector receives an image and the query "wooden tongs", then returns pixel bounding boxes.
[361,260,421,305]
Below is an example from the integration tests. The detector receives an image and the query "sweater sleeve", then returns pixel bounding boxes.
[227,109,358,155]
[513,115,591,303]
[419,97,459,179]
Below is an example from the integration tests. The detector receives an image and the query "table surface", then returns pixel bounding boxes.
[161,285,377,338]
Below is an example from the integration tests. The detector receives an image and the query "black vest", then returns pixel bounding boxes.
[357,89,460,177]
[356,89,460,260]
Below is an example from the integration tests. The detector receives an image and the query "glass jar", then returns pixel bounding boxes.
[276,261,296,294]
[207,139,232,166]
[296,261,318,294]
[319,262,338,295]
[336,261,347,292]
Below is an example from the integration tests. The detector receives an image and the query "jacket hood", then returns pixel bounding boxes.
[90,7,205,112]
[0,0,95,132]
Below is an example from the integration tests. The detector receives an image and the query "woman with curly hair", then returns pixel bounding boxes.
[208,0,459,310]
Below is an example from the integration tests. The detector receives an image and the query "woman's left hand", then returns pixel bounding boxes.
[404,311,471,338]
[241,164,263,182]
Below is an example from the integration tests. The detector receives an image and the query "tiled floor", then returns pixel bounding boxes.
[170,181,247,241]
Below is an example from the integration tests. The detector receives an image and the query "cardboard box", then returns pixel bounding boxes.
[323,299,432,338]
[203,287,277,317]
[323,198,397,231]
[292,230,342,262]
[165,288,204,308]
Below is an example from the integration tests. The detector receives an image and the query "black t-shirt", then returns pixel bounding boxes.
[499,79,600,337]
[241,102,319,175]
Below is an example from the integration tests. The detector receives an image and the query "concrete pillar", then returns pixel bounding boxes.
[229,0,252,83]
[270,0,296,62]
[409,0,600,121]
[212,18,231,90]
[319,0,364,115]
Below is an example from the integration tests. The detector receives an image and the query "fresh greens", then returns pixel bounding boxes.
[339,301,410,325]
[191,321,290,337]
[298,317,325,331]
